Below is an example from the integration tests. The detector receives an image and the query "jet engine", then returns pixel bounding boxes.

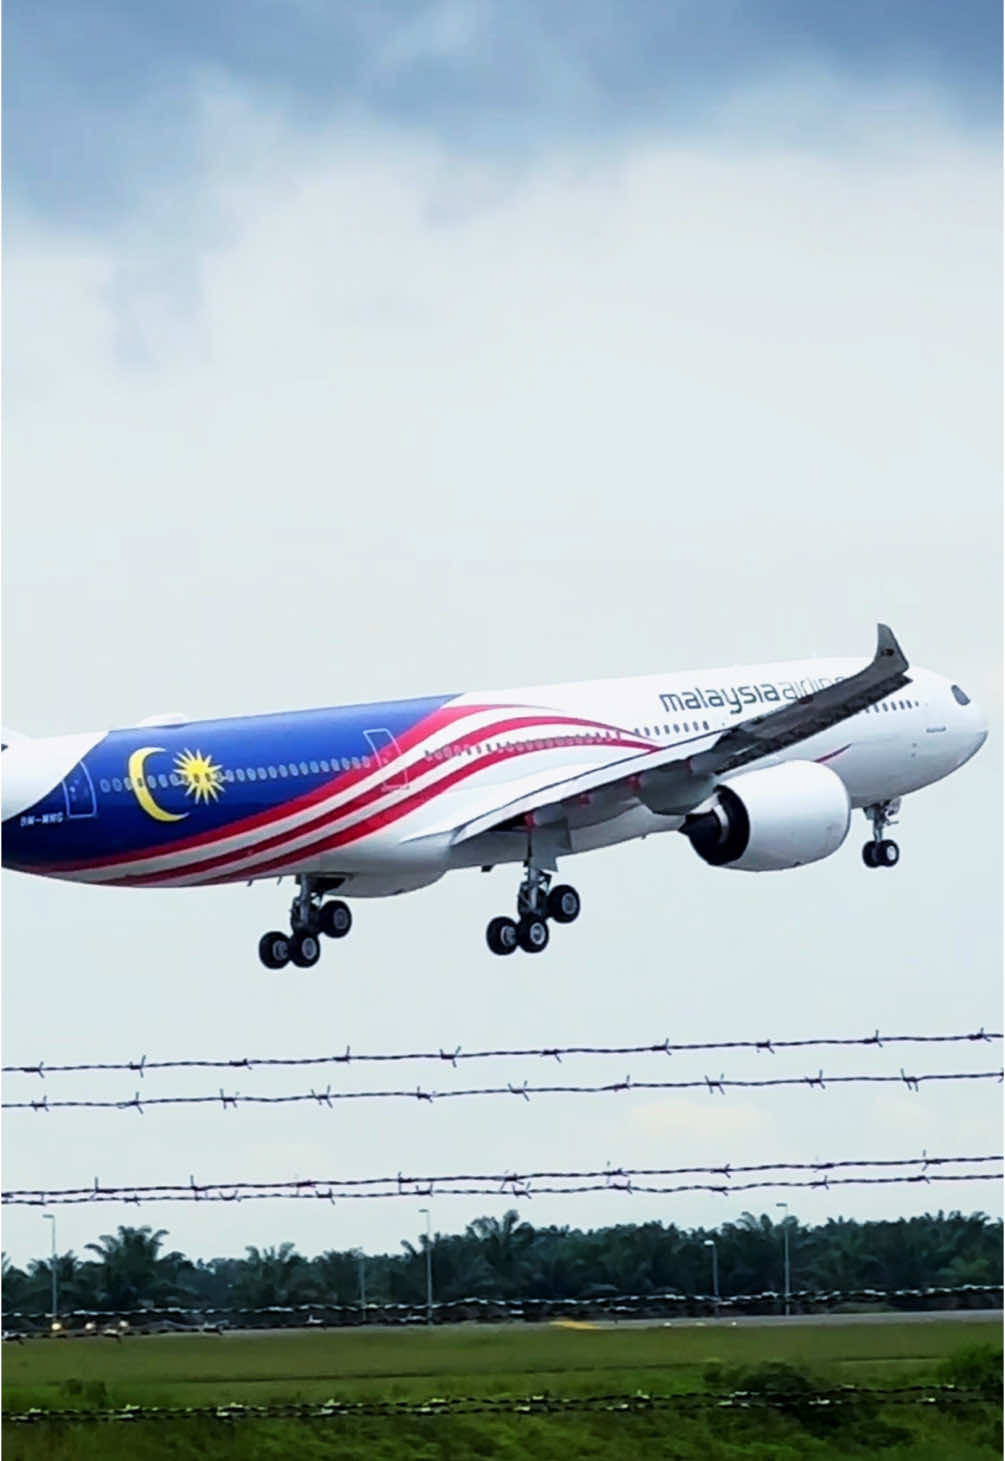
[680,760,851,871]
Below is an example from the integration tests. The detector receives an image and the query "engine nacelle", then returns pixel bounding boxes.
[681,760,851,871]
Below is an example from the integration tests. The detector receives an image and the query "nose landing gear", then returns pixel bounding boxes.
[485,857,581,956]
[258,877,353,969]
[862,800,901,869]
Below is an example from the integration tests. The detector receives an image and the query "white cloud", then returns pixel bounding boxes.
[1,78,999,1263]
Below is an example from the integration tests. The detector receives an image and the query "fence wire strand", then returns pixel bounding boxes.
[2,1386,996,1426]
[5,1281,1002,1328]
[5,1067,1002,1114]
[4,1028,998,1080]
[5,1163,1000,1207]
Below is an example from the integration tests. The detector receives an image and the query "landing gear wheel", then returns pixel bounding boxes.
[318,900,352,939]
[547,884,581,924]
[486,916,519,956]
[290,930,322,968]
[517,915,550,954]
[877,839,900,867]
[862,842,878,868]
[259,931,292,969]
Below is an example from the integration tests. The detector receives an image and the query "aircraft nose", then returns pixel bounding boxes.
[957,705,988,769]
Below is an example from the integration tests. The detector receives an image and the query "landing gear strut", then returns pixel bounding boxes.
[485,855,581,956]
[862,800,901,869]
[258,877,353,969]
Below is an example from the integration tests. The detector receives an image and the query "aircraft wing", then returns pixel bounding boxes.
[680,623,909,779]
[448,623,910,844]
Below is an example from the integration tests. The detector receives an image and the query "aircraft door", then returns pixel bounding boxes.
[62,761,98,818]
[363,729,408,791]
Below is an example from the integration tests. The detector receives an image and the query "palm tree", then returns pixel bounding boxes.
[2,1253,30,1313]
[466,1211,535,1297]
[235,1243,315,1308]
[84,1226,190,1309]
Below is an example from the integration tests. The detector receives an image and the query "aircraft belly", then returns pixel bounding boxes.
[569,806,681,854]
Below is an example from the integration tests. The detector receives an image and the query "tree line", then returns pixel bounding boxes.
[2,1209,1000,1316]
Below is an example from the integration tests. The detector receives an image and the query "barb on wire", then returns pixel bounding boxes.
[3,1157,1000,1207]
[4,1068,1001,1113]
[4,1028,999,1079]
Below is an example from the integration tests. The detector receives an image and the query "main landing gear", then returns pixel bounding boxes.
[862,799,901,869]
[259,876,353,969]
[486,859,581,956]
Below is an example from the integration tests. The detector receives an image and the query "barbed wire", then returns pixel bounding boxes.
[5,1282,1002,1328]
[5,1167,1000,1208]
[4,1153,997,1201]
[5,1066,1002,1114]
[2,1387,996,1425]
[4,1027,998,1079]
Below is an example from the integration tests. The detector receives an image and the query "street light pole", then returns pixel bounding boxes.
[43,1214,58,1327]
[418,1208,433,1327]
[703,1239,719,1317]
[776,1203,790,1317]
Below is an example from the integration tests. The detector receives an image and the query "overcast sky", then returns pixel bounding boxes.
[2,0,1001,1272]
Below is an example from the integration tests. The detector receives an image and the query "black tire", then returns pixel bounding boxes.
[878,839,900,867]
[486,916,519,956]
[517,915,550,954]
[319,900,353,939]
[862,842,878,868]
[547,884,581,924]
[259,931,291,969]
[290,930,322,968]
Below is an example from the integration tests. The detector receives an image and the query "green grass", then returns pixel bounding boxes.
[4,1318,1000,1409]
[3,1319,1001,1461]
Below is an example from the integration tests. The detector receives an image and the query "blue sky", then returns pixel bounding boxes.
[5,0,1001,223]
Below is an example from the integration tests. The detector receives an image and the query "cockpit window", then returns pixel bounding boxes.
[951,684,970,706]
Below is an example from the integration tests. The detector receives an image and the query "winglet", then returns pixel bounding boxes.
[876,623,908,673]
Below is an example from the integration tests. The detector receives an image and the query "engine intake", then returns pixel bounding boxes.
[681,760,851,872]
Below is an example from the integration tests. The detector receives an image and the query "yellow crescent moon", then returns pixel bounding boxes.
[128,747,188,823]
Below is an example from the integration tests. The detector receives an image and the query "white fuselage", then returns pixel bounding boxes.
[0,654,988,897]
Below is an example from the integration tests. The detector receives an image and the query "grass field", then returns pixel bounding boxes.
[3,1317,1001,1460]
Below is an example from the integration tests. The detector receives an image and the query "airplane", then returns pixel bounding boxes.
[0,625,987,968]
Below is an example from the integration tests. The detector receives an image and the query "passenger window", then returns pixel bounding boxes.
[342,757,350,771]
[100,778,110,792]
[257,767,267,779]
[320,759,330,772]
[310,760,319,773]
[236,768,246,782]
[247,768,257,781]
[351,757,360,769]
[112,777,122,792]
[158,774,168,788]
[278,764,288,778]
[673,724,679,734]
